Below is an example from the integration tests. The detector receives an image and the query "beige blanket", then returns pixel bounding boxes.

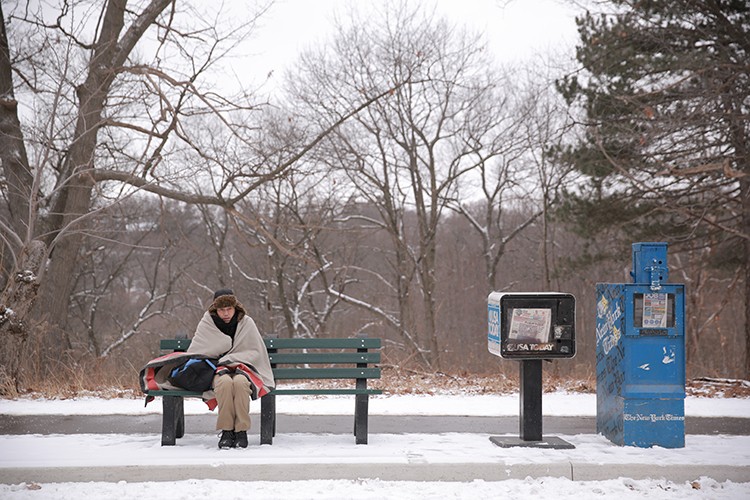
[140,312,275,405]
[187,312,276,391]
[187,311,276,397]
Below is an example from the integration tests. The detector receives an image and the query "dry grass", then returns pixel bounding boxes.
[2,355,748,400]
[373,366,597,396]
[1,354,143,400]
[686,377,750,398]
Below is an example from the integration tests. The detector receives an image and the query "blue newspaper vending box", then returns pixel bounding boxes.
[596,242,686,448]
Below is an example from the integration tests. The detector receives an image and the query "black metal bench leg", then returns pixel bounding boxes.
[260,394,276,445]
[175,396,185,439]
[355,393,369,445]
[354,347,371,444]
[161,395,181,446]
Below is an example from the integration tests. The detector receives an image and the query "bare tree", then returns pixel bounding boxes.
[517,63,580,290]
[447,76,539,292]
[0,1,404,389]
[286,3,514,369]
[228,171,350,338]
[1,0,250,347]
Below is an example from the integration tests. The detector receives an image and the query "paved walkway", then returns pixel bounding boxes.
[1,413,749,435]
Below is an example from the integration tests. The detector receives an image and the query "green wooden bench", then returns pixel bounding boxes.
[145,336,382,445]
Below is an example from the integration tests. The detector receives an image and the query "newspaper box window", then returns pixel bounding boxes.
[487,292,576,450]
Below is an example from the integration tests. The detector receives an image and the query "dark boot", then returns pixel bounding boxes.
[218,430,235,449]
[235,431,248,448]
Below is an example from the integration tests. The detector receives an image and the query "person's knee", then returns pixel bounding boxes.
[232,375,251,389]
[232,376,251,396]
[214,374,232,391]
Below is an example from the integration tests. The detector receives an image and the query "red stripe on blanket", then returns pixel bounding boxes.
[146,367,159,391]
[234,364,270,398]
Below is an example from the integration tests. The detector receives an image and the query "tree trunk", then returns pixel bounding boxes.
[421,237,440,370]
[541,194,551,290]
[37,0,172,344]
[0,3,33,286]
[0,240,47,393]
[742,173,750,380]
[395,243,419,364]
[745,242,749,380]
[39,108,107,347]
[426,241,438,370]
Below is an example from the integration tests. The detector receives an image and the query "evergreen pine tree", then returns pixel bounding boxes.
[556,0,750,376]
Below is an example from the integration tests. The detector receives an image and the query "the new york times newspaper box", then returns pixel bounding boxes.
[595,242,686,448]
[487,292,576,360]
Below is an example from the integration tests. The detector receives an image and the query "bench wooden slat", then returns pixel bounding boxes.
[160,337,381,351]
[268,352,380,364]
[272,388,382,395]
[160,338,191,351]
[265,337,381,349]
[272,367,381,380]
[147,389,204,397]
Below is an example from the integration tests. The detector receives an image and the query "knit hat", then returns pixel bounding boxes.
[214,288,234,300]
[211,288,238,309]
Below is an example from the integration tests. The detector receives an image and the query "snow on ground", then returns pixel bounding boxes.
[1,391,747,418]
[3,429,749,468]
[1,392,749,499]
[1,476,747,500]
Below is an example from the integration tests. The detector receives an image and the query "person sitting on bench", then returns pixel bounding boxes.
[189,288,276,449]
[139,288,275,448]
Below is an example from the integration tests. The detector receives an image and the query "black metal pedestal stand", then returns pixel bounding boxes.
[490,359,575,449]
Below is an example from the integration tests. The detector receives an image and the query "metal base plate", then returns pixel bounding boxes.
[489,435,575,449]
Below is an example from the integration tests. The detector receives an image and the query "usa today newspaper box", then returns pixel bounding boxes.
[487,292,576,360]
[487,292,575,449]
[596,242,686,448]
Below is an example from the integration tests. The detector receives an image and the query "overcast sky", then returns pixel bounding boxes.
[240,0,580,89]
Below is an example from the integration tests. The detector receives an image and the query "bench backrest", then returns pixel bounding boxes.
[159,336,381,381]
